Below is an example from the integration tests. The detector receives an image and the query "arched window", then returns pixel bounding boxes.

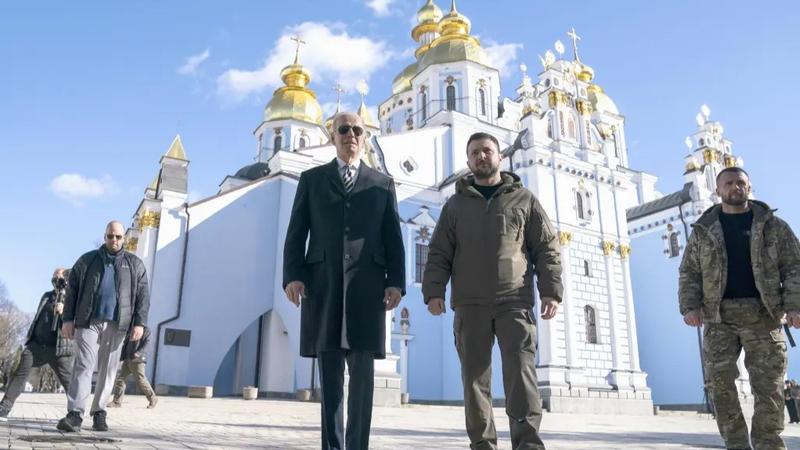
[421,90,428,121]
[567,117,576,139]
[583,259,591,277]
[446,85,456,111]
[585,305,598,344]
[576,191,586,220]
[478,88,487,116]
[585,122,592,146]
[559,111,565,137]
[669,232,680,257]
[298,136,307,148]
[547,119,553,138]
[273,135,282,152]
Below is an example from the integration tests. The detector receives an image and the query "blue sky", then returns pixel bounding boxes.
[1,0,798,313]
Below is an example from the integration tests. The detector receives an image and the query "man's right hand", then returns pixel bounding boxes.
[285,281,306,307]
[61,321,75,339]
[427,297,446,316]
[683,310,704,327]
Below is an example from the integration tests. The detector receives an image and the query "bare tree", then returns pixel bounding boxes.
[0,280,30,389]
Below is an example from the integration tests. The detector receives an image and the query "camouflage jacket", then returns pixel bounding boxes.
[678,200,800,322]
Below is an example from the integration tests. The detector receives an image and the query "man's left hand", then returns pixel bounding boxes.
[384,287,402,311]
[787,311,800,329]
[540,298,559,320]
[131,325,144,341]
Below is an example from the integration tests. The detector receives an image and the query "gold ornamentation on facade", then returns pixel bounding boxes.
[685,159,700,172]
[124,237,139,252]
[548,91,569,108]
[702,148,718,164]
[576,99,593,115]
[619,244,632,259]
[139,211,161,229]
[724,155,736,168]
[558,231,573,246]
[601,240,616,256]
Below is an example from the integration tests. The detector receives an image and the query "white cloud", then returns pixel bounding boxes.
[365,0,397,17]
[483,40,523,78]
[177,48,211,75]
[50,174,118,206]
[321,101,354,119]
[216,22,392,102]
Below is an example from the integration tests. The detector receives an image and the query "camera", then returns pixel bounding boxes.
[52,276,67,290]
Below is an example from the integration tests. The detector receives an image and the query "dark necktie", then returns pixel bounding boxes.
[342,165,355,192]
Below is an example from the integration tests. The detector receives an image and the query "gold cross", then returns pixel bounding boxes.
[567,27,581,62]
[290,35,306,64]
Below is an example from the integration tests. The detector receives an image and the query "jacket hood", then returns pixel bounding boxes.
[456,171,522,197]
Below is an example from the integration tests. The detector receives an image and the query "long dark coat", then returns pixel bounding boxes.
[283,159,405,359]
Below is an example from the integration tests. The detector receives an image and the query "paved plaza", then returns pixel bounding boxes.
[3,393,800,449]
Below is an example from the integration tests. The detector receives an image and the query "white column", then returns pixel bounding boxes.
[603,244,622,368]
[619,249,641,371]
[374,311,400,376]
[619,245,650,392]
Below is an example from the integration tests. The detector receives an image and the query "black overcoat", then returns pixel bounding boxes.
[283,159,405,359]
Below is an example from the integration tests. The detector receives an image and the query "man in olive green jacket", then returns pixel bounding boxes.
[679,167,800,450]
[423,132,562,450]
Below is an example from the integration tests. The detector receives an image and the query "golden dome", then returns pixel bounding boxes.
[417,0,443,24]
[392,61,418,95]
[418,1,488,71]
[263,63,323,125]
[587,84,619,115]
[575,62,595,82]
[412,1,443,57]
[419,37,488,70]
[439,0,471,36]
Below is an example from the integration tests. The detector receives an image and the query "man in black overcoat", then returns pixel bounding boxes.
[283,111,405,450]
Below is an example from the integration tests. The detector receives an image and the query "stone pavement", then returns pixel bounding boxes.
[3,393,800,449]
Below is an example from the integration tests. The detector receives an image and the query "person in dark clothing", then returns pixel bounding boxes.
[57,220,150,433]
[0,268,73,420]
[108,327,157,409]
[283,112,405,450]
[785,381,799,424]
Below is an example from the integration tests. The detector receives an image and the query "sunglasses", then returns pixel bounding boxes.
[337,125,364,137]
[105,234,124,240]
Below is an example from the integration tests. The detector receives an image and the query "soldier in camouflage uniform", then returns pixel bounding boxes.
[679,167,800,450]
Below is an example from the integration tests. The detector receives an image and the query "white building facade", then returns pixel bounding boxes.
[124,1,657,414]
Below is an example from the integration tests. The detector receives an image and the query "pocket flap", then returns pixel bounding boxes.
[305,249,325,264]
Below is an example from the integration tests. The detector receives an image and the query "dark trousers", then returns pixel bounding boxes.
[454,306,545,450]
[0,343,72,412]
[317,350,375,450]
[787,399,800,423]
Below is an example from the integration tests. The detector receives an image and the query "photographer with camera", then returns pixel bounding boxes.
[0,268,74,420]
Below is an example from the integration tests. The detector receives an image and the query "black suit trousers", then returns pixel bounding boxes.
[318,350,374,450]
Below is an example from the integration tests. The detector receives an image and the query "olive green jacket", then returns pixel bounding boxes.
[678,200,800,322]
[422,172,563,309]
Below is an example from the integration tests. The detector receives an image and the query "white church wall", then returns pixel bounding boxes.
[154,178,289,389]
[630,218,704,404]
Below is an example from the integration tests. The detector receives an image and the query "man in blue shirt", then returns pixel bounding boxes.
[57,221,150,433]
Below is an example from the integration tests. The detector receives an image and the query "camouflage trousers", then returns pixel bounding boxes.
[703,297,787,450]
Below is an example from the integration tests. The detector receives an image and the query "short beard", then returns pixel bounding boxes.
[721,194,748,207]
[470,161,499,181]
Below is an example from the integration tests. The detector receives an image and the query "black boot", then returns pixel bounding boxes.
[56,411,82,432]
[91,410,108,432]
